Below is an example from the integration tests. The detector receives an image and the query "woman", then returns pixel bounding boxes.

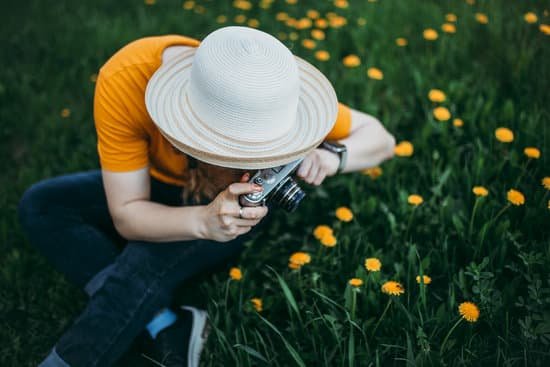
[18,26,395,367]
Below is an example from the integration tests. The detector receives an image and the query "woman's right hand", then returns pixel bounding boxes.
[198,172,270,242]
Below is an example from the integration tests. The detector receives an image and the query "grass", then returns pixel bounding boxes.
[1,0,549,366]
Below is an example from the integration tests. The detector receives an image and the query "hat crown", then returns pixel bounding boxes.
[187,26,300,142]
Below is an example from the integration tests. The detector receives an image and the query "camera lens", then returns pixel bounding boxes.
[270,177,306,212]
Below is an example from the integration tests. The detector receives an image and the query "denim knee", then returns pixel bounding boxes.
[18,180,49,233]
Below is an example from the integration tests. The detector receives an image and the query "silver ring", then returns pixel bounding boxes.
[239,206,244,219]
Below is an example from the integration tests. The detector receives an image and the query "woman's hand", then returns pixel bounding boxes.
[296,148,340,186]
[198,172,269,242]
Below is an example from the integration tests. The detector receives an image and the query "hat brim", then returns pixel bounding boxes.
[145,47,338,169]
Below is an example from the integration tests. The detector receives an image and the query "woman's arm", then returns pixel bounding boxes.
[296,107,395,185]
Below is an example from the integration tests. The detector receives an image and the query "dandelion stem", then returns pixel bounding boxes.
[514,159,529,188]
[351,289,357,321]
[372,298,392,338]
[404,208,416,240]
[440,317,463,355]
[468,197,481,240]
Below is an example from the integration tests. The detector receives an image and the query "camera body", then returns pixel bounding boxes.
[239,158,306,212]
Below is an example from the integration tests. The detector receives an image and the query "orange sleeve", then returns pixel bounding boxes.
[324,102,352,141]
[93,73,149,172]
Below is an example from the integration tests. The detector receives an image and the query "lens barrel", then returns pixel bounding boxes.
[269,177,306,212]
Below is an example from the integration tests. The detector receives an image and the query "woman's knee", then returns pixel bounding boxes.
[17,179,53,233]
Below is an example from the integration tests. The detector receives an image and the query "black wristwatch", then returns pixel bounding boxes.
[320,140,348,174]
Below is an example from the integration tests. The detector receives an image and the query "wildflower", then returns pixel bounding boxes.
[357,17,367,26]
[445,13,457,22]
[233,0,252,11]
[315,18,328,29]
[475,13,489,24]
[472,186,489,197]
[296,18,313,30]
[416,275,432,285]
[453,118,464,127]
[285,0,297,4]
[428,89,446,102]
[423,28,438,41]
[306,9,320,19]
[90,73,97,83]
[540,24,550,35]
[314,50,330,61]
[433,106,451,121]
[301,39,316,49]
[335,206,353,222]
[276,12,289,21]
[216,15,227,23]
[320,233,337,247]
[229,267,242,281]
[524,147,540,159]
[408,194,424,206]
[349,278,363,287]
[234,14,247,23]
[394,140,414,157]
[311,29,325,40]
[145,0,155,5]
[251,298,263,312]
[364,258,382,272]
[182,1,194,9]
[495,127,514,143]
[441,23,456,33]
[396,37,408,46]
[367,67,384,80]
[362,166,382,179]
[507,189,525,206]
[542,177,550,190]
[60,108,71,118]
[381,281,405,296]
[247,19,260,28]
[313,225,333,240]
[458,301,479,322]
[289,32,299,41]
[524,12,538,24]
[329,16,347,28]
[334,0,349,9]
[288,252,311,270]
[342,54,360,67]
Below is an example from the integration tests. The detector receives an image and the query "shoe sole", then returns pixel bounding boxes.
[181,306,210,367]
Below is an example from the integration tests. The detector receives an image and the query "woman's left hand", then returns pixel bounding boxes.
[295,148,340,186]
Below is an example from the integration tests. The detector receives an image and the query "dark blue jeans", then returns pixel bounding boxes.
[17,169,272,367]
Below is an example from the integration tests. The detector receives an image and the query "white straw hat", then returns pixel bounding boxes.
[145,26,339,169]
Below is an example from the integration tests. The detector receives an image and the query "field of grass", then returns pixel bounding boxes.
[1,0,549,366]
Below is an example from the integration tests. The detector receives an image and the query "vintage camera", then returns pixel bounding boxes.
[239,158,306,212]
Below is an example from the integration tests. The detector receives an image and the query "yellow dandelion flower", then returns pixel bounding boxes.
[320,233,337,247]
[394,140,414,157]
[251,298,263,312]
[277,32,287,40]
[247,19,260,28]
[289,32,299,41]
[296,17,313,30]
[194,5,206,14]
[311,29,325,40]
[507,189,525,206]
[540,24,550,35]
[233,0,252,11]
[301,39,316,49]
[362,166,383,179]
[145,0,155,5]
[90,73,97,83]
[441,23,456,33]
[335,206,354,222]
[396,37,408,46]
[428,89,446,102]
[416,275,432,285]
[453,118,464,127]
[466,0,475,4]
[381,281,405,296]
[334,0,349,8]
[472,186,489,197]
[289,252,311,267]
[524,147,540,159]
[367,67,384,80]
[446,13,457,22]
[458,301,479,322]
[423,28,438,41]
[364,258,382,272]
[286,0,297,4]
[60,108,71,118]
[288,262,300,270]
[315,18,329,29]
[542,177,550,190]
[475,13,489,24]
[329,16,347,28]
[234,14,247,23]
[495,127,514,143]
[343,54,360,67]
[276,12,289,21]
[357,17,367,26]
[433,106,451,121]
[229,267,242,281]
[349,278,363,287]
[408,194,424,206]
[314,50,330,61]
[313,225,333,240]
[524,12,538,24]
[306,9,320,19]
[216,15,228,23]
[182,1,194,10]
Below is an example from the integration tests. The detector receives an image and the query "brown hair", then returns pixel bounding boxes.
[181,156,248,205]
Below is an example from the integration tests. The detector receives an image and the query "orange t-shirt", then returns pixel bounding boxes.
[93,34,352,186]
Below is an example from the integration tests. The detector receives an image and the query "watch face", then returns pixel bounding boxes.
[324,141,347,152]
